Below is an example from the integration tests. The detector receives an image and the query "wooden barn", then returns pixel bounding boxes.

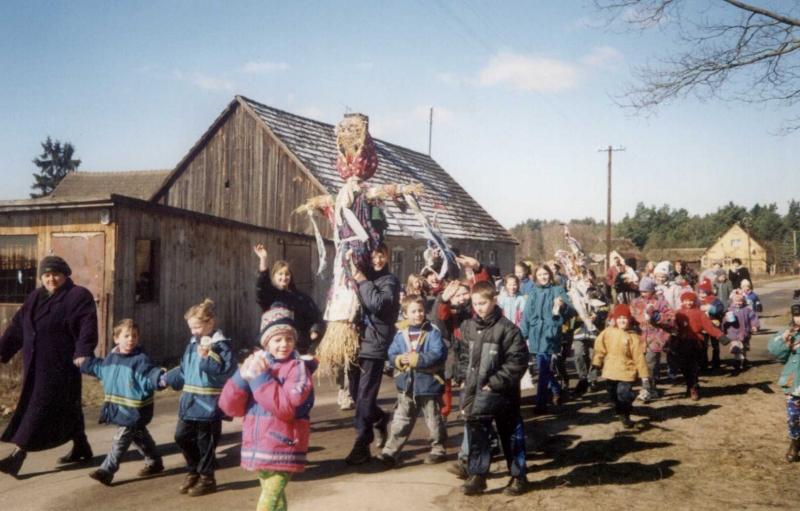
[0,95,515,376]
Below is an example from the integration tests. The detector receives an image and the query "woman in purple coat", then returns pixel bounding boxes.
[0,256,98,478]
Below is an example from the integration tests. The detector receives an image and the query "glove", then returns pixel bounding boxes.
[717,334,731,346]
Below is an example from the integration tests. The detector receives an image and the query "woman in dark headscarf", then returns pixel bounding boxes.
[0,256,98,478]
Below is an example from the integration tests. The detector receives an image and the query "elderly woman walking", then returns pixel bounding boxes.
[0,256,98,478]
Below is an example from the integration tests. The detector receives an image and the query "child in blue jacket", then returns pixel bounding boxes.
[76,319,164,486]
[376,295,447,467]
[162,299,236,497]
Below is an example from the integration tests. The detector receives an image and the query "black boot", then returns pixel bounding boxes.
[503,476,528,496]
[0,449,26,478]
[459,474,487,495]
[619,414,635,429]
[730,360,741,377]
[574,379,589,397]
[787,438,798,463]
[344,443,371,465]
[374,409,390,449]
[57,434,93,464]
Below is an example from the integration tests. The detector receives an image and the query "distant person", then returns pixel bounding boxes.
[571,270,608,396]
[767,304,800,463]
[728,258,752,290]
[219,307,317,511]
[713,270,734,309]
[741,280,762,313]
[605,256,639,304]
[514,262,534,297]
[723,290,760,376]
[0,256,97,479]
[699,261,722,287]
[77,319,165,486]
[498,275,526,326]
[674,260,698,288]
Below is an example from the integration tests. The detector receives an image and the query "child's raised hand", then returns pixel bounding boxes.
[456,255,480,270]
[253,244,268,260]
[441,280,460,302]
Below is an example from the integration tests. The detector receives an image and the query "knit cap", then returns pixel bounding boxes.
[697,282,713,295]
[639,276,657,292]
[715,269,726,277]
[681,291,698,303]
[259,307,297,348]
[741,279,751,289]
[612,303,632,322]
[38,255,72,277]
[654,261,671,277]
[729,289,745,300]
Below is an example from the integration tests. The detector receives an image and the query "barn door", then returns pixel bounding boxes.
[51,233,107,356]
[283,244,313,295]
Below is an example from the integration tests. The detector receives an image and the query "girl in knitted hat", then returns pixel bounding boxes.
[740,280,762,314]
[592,304,650,429]
[219,307,317,511]
[767,304,800,462]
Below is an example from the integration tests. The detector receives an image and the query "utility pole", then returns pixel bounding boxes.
[743,216,753,275]
[598,146,626,271]
[428,107,433,156]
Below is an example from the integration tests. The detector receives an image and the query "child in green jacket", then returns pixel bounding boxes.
[767,304,800,462]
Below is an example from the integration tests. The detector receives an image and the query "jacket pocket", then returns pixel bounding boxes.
[472,388,509,417]
[268,431,297,446]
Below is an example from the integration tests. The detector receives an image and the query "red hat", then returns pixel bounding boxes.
[612,303,632,322]
[697,283,713,294]
[681,291,698,302]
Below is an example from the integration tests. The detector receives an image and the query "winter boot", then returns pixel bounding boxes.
[503,476,528,496]
[446,458,468,479]
[88,469,113,486]
[619,414,635,429]
[178,472,199,494]
[786,438,798,463]
[137,462,165,477]
[730,360,741,377]
[344,443,371,465]
[57,434,93,464]
[574,379,589,397]
[459,474,487,495]
[187,474,217,497]
[0,449,26,478]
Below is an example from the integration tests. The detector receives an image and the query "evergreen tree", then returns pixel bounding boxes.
[780,234,796,273]
[30,137,81,198]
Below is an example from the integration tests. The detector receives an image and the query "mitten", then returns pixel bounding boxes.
[717,334,731,346]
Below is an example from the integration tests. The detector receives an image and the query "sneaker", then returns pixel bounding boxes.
[137,462,165,477]
[424,453,447,465]
[375,453,396,467]
[178,472,199,494]
[503,476,528,496]
[374,410,390,448]
[340,392,355,411]
[459,474,487,495]
[88,469,113,486]
[187,475,217,497]
[446,458,468,479]
[345,444,371,465]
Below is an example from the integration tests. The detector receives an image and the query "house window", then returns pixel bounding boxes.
[135,239,159,303]
[413,249,425,274]
[391,248,404,279]
[0,235,38,304]
[731,239,741,248]
[489,250,498,266]
[475,250,484,264]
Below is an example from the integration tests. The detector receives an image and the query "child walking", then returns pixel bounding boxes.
[592,304,650,428]
[498,275,526,326]
[162,299,236,496]
[723,289,760,375]
[376,294,447,466]
[77,319,164,485]
[768,304,800,463]
[458,281,528,497]
[219,307,317,510]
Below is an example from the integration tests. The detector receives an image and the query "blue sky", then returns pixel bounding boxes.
[1,1,798,228]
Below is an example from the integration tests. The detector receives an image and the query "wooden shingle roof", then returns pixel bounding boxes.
[238,96,516,244]
[51,170,171,201]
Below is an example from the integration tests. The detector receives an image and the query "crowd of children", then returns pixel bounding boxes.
[5,246,796,508]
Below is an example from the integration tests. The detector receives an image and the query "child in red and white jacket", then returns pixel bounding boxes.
[674,291,731,401]
[219,307,316,511]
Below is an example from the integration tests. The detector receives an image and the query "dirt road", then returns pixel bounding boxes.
[2,278,800,510]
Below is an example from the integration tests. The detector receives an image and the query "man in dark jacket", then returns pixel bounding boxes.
[0,256,98,478]
[458,281,528,497]
[728,258,752,290]
[344,243,401,465]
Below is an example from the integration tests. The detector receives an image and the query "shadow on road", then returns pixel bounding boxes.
[527,459,680,491]
[535,435,673,471]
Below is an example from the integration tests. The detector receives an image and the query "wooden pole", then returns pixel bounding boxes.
[606,146,612,271]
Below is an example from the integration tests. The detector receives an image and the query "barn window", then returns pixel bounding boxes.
[489,250,498,266]
[0,235,38,304]
[135,239,159,304]
[731,239,741,248]
[391,247,405,278]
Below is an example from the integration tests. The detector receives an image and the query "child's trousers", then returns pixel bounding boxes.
[466,408,526,477]
[643,351,661,394]
[174,418,221,476]
[534,354,561,406]
[258,470,291,511]
[673,340,703,392]
[100,425,161,474]
[382,393,446,458]
[606,380,636,416]
[788,397,800,439]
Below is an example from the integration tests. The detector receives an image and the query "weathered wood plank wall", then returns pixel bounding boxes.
[164,103,332,239]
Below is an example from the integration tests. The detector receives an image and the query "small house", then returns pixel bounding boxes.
[702,223,767,274]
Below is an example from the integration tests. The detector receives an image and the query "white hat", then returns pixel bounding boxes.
[741,279,751,289]
[654,261,671,277]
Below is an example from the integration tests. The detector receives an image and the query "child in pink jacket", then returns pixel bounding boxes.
[219,307,317,510]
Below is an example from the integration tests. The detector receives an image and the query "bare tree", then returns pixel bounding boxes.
[595,0,800,132]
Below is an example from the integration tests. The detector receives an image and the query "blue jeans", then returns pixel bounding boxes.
[535,354,561,406]
[100,425,161,475]
[466,409,526,477]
